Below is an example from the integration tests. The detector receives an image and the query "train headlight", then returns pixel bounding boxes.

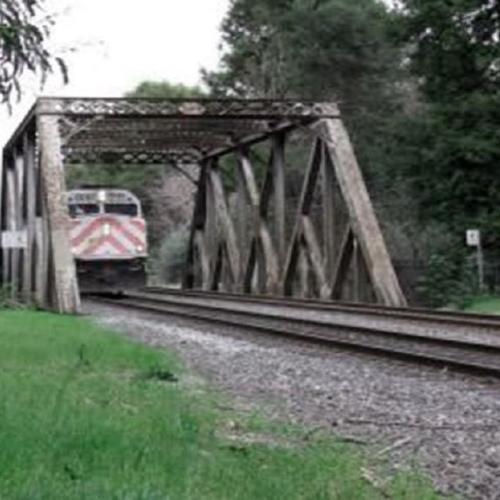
[136,245,145,253]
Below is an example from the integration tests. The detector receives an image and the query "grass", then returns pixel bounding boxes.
[0,310,442,499]
[465,295,500,314]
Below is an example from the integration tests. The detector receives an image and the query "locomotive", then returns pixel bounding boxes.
[68,188,147,292]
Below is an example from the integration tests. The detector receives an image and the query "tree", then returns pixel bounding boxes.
[393,0,499,100]
[380,0,500,303]
[204,0,399,103]
[392,0,500,241]
[203,0,406,180]
[0,0,67,106]
[126,80,205,99]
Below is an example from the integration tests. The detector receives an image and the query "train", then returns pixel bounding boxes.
[68,187,147,292]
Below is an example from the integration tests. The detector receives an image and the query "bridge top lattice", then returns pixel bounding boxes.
[4,97,339,165]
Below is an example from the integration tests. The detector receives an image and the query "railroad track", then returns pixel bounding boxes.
[145,286,500,329]
[90,289,500,377]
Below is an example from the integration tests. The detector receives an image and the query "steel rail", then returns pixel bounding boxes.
[143,287,500,330]
[91,291,500,378]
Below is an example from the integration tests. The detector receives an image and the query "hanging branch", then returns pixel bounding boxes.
[0,0,68,108]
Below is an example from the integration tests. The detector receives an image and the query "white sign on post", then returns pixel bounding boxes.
[1,230,28,249]
[466,229,480,247]
[466,229,485,292]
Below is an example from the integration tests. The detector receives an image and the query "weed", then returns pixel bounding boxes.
[140,365,179,383]
[0,284,26,310]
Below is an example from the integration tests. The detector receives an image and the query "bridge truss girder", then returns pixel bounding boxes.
[1,97,406,313]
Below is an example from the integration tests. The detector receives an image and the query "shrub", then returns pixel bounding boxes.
[416,240,477,309]
[0,285,26,310]
[151,227,190,284]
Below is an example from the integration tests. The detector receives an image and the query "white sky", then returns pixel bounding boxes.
[1,0,230,146]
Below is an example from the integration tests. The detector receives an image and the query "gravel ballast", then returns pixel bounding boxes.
[86,302,500,499]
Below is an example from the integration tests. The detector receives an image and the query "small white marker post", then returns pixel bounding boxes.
[466,229,484,292]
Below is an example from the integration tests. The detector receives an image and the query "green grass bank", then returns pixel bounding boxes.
[0,310,440,499]
[465,296,500,314]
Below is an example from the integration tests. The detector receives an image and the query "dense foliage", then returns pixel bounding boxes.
[204,0,397,100]
[203,0,402,169]
[391,0,500,302]
[393,0,500,235]
[204,0,407,210]
[0,0,67,106]
[395,0,499,100]
[125,80,205,99]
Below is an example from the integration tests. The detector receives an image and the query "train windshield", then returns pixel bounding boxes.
[69,203,99,218]
[105,203,138,216]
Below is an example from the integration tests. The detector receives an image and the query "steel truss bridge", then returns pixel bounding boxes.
[0,97,406,313]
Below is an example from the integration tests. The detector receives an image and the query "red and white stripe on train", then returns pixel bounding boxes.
[68,188,147,291]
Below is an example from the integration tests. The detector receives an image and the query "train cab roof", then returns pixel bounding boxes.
[67,188,141,206]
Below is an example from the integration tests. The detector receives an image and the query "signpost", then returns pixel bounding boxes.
[1,230,28,249]
[466,229,484,292]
